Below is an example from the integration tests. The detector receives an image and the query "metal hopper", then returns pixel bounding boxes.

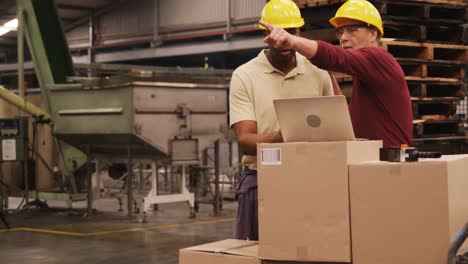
[49,72,229,162]
[0,0,233,218]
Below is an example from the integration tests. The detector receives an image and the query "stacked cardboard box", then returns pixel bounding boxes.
[180,140,382,263]
[349,155,468,264]
[257,141,381,262]
[179,239,259,264]
[180,142,468,263]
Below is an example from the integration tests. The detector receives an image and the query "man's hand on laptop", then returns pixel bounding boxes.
[272,130,283,143]
[264,130,283,143]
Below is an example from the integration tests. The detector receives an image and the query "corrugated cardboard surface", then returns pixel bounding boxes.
[446,155,468,246]
[263,261,349,264]
[257,141,381,262]
[349,155,468,264]
[179,239,260,264]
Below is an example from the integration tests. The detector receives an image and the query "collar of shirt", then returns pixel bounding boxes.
[257,49,305,78]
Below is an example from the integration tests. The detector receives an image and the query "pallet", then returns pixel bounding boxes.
[374,0,467,21]
[295,0,467,9]
[412,97,464,103]
[332,75,464,87]
[398,61,465,79]
[297,0,467,44]
[412,136,468,155]
[408,83,466,98]
[381,40,468,62]
[405,76,463,83]
[401,1,467,7]
[413,118,464,137]
[412,100,459,117]
[383,23,467,44]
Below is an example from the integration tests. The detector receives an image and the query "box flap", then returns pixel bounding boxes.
[356,154,467,166]
[225,244,258,258]
[346,140,381,163]
[182,239,258,256]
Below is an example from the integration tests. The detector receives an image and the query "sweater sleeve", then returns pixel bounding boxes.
[311,41,383,82]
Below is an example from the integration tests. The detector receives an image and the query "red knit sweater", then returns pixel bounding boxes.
[311,41,413,147]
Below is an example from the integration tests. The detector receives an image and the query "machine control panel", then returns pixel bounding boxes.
[0,117,28,161]
[0,118,22,137]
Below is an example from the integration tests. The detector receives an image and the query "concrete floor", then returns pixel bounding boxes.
[0,197,237,264]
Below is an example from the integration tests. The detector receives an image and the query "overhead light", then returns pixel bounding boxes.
[0,28,9,36]
[0,18,18,37]
[4,19,18,29]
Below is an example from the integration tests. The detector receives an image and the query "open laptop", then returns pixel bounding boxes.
[273,95,356,142]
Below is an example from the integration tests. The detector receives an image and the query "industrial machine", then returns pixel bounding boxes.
[0,117,28,162]
[0,0,232,220]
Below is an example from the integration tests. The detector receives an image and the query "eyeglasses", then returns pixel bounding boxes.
[336,24,369,39]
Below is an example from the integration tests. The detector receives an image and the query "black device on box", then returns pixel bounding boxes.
[379,146,442,162]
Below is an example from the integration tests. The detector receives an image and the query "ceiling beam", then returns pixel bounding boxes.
[0,11,16,17]
[65,0,130,32]
[89,37,266,63]
[61,17,78,23]
[0,37,266,71]
[0,61,34,72]
[57,4,95,12]
[0,38,16,45]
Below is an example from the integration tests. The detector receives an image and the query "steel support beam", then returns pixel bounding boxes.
[0,61,33,72]
[0,37,16,45]
[65,0,129,32]
[91,37,265,63]
[57,4,94,12]
[152,0,160,45]
[0,37,265,68]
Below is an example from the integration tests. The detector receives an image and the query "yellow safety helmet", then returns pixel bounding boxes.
[259,0,304,30]
[329,0,384,36]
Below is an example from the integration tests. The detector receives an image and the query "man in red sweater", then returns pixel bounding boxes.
[260,0,413,147]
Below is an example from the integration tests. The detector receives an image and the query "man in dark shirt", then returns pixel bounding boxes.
[259,0,413,147]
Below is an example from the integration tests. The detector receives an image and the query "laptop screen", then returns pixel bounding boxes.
[273,95,356,142]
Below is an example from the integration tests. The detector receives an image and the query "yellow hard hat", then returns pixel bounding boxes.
[329,0,384,36]
[259,0,304,30]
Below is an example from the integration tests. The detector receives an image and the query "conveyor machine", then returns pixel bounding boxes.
[0,0,231,219]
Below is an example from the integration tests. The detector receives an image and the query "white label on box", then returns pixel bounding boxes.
[261,148,281,165]
[2,139,16,161]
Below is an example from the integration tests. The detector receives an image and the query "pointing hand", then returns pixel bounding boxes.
[259,20,296,50]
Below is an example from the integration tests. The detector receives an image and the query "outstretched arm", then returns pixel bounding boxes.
[260,20,318,59]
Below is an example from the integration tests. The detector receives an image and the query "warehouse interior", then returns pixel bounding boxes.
[0,0,467,263]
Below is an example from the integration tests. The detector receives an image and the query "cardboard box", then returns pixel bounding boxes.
[257,141,382,262]
[349,155,468,264]
[179,239,260,264]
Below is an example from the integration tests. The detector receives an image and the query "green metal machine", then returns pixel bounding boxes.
[12,0,89,202]
[2,0,231,217]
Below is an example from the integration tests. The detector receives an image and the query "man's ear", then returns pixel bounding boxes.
[368,27,378,42]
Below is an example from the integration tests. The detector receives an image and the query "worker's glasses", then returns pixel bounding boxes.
[336,24,369,39]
